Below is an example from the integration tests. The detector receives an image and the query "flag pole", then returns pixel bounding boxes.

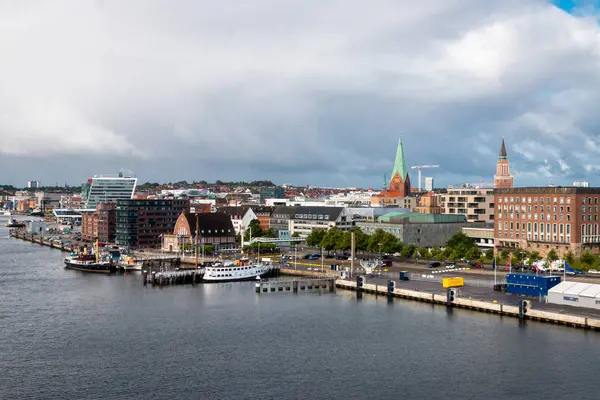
[494,256,497,286]
[564,258,566,281]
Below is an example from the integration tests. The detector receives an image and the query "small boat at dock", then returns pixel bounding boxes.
[64,241,116,274]
[203,257,275,282]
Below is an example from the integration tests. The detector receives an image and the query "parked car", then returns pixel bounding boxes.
[588,269,599,274]
[303,254,311,259]
[308,254,320,260]
[428,261,441,268]
[468,262,483,269]
[566,269,584,275]
[335,255,347,260]
[445,262,455,268]
[381,260,393,267]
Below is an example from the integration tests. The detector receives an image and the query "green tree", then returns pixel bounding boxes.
[467,247,482,262]
[580,250,596,268]
[402,244,416,259]
[353,227,369,253]
[484,249,494,261]
[448,250,459,263]
[321,227,343,253]
[291,232,300,238]
[430,247,442,261]
[445,232,478,258]
[530,251,540,262]
[422,248,432,261]
[417,247,428,259]
[200,245,214,255]
[244,219,263,241]
[306,229,327,247]
[336,231,352,252]
[263,228,277,238]
[500,249,511,260]
[367,229,387,253]
[442,247,453,260]
[546,249,558,265]
[565,250,575,265]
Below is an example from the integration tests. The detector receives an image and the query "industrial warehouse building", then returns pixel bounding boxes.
[547,282,600,310]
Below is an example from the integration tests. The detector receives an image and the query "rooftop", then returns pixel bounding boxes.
[495,187,600,195]
[377,212,466,224]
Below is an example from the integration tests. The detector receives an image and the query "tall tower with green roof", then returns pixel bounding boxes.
[388,136,411,197]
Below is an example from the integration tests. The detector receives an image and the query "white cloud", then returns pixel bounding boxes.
[2,1,600,186]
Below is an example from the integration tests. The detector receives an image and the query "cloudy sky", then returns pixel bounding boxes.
[1,0,600,189]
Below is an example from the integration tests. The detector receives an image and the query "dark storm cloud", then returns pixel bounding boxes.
[2,0,600,188]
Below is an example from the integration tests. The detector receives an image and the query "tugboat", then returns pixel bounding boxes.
[64,241,116,274]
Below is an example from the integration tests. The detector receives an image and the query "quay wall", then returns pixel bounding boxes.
[334,279,600,331]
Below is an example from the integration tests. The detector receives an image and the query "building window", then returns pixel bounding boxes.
[510,222,514,230]
[583,198,587,204]
[534,223,538,233]
[566,224,571,235]
[528,222,532,232]
[582,224,586,235]
[553,224,557,234]
[516,222,520,230]
[559,224,564,234]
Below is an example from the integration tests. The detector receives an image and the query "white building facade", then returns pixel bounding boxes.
[84,175,137,209]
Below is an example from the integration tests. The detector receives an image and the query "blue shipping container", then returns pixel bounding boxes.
[506,283,549,297]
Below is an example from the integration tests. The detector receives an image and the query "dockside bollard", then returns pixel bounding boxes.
[356,275,363,299]
[387,280,394,302]
[143,270,148,285]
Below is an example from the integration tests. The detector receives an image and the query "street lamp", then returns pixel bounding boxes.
[378,243,383,263]
[321,246,324,273]
[294,244,297,270]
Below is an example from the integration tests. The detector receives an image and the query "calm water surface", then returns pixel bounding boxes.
[1,223,599,399]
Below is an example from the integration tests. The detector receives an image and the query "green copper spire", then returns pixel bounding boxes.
[390,136,408,181]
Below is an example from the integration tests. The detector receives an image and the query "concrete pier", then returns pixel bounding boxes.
[335,279,600,330]
[255,278,335,294]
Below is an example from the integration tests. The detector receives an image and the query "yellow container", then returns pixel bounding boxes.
[442,277,464,288]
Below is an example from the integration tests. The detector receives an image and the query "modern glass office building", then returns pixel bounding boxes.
[84,175,138,209]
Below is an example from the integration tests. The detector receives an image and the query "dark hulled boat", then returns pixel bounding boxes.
[64,254,116,273]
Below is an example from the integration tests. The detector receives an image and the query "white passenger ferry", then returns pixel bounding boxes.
[203,257,272,282]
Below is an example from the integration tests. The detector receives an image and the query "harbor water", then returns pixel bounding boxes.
[2,224,600,399]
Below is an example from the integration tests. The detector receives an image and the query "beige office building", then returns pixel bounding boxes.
[438,188,495,223]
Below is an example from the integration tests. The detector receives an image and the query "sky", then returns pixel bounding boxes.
[2,1,600,189]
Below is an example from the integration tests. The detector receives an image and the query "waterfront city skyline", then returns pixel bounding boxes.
[2,1,600,188]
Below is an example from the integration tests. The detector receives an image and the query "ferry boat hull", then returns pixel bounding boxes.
[64,259,115,274]
[202,271,271,283]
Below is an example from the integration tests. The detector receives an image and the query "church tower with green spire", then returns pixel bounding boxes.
[388,136,411,196]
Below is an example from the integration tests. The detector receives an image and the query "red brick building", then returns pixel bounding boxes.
[81,202,116,243]
[494,187,600,257]
[493,138,514,189]
[163,212,236,252]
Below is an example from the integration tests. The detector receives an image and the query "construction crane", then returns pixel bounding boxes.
[410,165,439,191]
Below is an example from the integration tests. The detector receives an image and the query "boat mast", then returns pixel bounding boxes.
[195,214,199,269]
